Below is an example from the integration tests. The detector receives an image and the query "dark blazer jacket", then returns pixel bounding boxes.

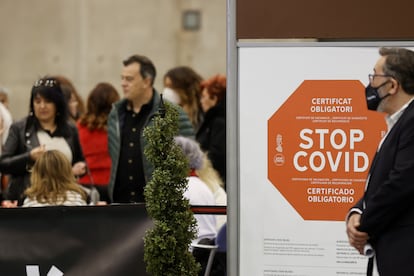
[353,100,414,275]
[0,116,85,204]
[107,90,194,202]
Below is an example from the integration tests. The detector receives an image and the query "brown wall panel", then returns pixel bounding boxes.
[237,0,414,40]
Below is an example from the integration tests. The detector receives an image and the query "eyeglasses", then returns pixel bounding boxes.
[368,74,392,82]
[33,79,57,88]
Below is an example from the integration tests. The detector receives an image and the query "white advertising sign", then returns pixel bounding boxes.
[238,46,389,276]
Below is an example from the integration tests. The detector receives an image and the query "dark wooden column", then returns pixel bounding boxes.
[237,0,414,40]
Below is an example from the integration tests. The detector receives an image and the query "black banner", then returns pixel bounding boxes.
[0,204,152,276]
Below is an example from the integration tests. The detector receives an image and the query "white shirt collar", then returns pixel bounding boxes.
[386,97,414,131]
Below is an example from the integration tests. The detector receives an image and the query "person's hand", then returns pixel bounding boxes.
[30,144,46,161]
[346,212,369,254]
[72,161,87,177]
[1,200,18,208]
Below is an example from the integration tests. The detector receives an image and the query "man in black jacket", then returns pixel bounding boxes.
[346,47,414,275]
[107,55,194,203]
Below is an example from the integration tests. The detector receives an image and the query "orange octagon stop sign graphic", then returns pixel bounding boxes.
[268,80,387,221]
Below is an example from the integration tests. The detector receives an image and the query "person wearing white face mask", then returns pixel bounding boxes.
[162,86,181,105]
[163,66,204,131]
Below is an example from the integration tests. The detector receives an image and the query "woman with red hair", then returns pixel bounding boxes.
[196,74,227,188]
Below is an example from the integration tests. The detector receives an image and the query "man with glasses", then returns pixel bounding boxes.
[346,47,414,276]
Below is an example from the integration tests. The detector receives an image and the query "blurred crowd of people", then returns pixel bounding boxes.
[0,54,227,270]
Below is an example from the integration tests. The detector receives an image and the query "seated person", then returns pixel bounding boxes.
[174,136,217,243]
[174,136,219,276]
[23,150,87,207]
[197,153,227,231]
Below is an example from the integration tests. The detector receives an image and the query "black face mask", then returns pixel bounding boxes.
[365,82,390,111]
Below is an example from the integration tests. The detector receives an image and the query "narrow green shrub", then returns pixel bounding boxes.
[143,101,200,276]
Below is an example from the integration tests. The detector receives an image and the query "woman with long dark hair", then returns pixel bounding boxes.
[0,76,86,206]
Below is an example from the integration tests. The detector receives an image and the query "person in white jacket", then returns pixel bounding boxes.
[174,136,217,243]
[0,87,13,152]
[0,88,13,200]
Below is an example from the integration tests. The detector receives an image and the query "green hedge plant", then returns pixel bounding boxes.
[143,100,200,276]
